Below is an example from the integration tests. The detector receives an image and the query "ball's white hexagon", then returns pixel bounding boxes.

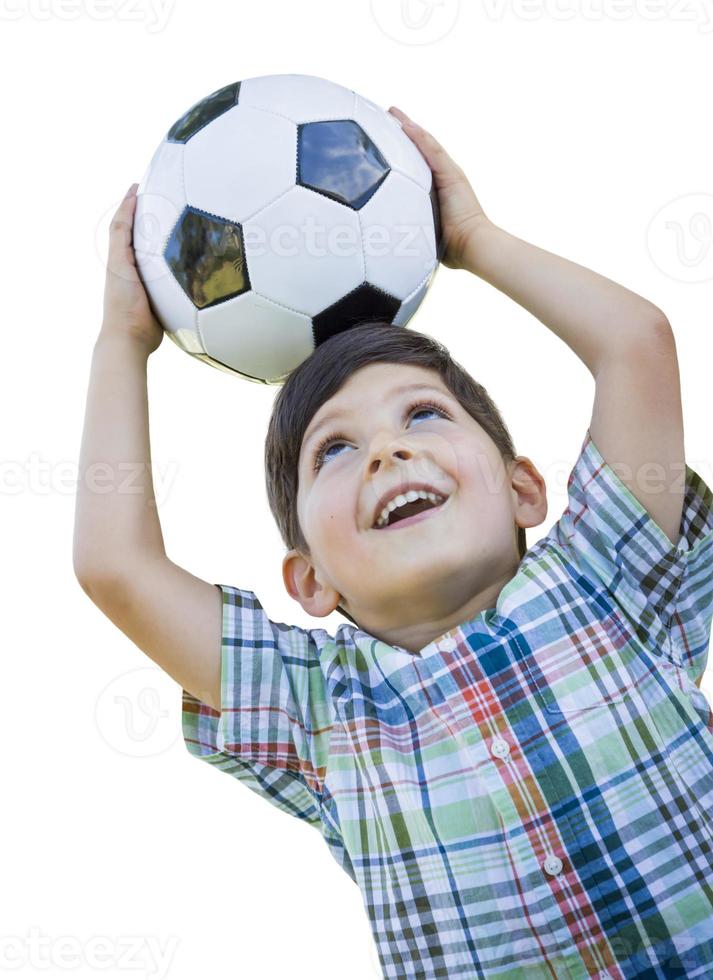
[183,105,297,223]
[136,137,184,201]
[136,141,161,196]
[134,142,186,259]
[359,172,437,300]
[243,185,364,317]
[353,94,432,192]
[197,291,314,382]
[392,273,435,327]
[134,249,203,352]
[238,73,356,124]
[166,328,206,357]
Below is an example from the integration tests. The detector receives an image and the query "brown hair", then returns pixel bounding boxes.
[264,321,527,624]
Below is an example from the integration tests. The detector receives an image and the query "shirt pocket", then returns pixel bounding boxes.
[523,608,644,714]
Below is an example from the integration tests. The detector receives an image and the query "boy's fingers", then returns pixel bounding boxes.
[107,186,138,269]
[388,106,410,125]
[388,107,460,182]
[110,185,138,229]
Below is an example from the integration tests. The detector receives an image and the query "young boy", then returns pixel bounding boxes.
[74,108,713,979]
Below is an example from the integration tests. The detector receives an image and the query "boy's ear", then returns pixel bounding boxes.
[509,456,548,530]
[282,549,343,618]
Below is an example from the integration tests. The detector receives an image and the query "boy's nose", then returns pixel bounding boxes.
[367,436,416,475]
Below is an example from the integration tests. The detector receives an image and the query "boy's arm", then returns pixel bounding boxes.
[461,220,672,376]
[387,109,672,372]
[73,332,224,711]
[390,113,695,684]
[468,225,709,691]
[389,111,683,544]
[73,187,223,710]
[462,220,684,549]
[466,224,701,688]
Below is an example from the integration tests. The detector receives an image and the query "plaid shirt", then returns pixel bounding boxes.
[182,428,713,979]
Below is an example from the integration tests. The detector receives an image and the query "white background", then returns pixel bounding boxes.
[2,2,712,978]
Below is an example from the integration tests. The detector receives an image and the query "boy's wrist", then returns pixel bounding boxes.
[458,217,500,277]
[95,325,152,361]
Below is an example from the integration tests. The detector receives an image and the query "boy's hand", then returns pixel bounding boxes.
[101,184,164,355]
[388,106,490,271]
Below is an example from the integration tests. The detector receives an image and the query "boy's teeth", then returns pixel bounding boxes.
[375,489,446,528]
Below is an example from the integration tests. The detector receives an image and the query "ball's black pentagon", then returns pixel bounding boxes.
[165,206,250,310]
[297,120,390,210]
[430,184,446,263]
[312,283,401,347]
[166,81,241,144]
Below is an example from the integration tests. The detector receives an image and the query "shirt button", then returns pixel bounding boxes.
[543,854,563,876]
[490,737,511,760]
[440,636,457,651]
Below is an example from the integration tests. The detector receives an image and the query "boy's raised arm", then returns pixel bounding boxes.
[391,108,690,673]
[73,185,223,711]
[387,108,670,375]
[73,330,165,578]
[460,219,685,549]
[461,220,671,377]
[74,184,167,578]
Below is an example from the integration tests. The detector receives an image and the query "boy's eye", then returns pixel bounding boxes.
[411,406,441,421]
[312,401,449,472]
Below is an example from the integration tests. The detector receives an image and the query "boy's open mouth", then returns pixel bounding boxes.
[372,493,451,531]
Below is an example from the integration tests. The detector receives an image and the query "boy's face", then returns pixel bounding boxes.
[284,361,546,652]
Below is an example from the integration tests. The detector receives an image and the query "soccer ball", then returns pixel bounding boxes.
[134,73,443,385]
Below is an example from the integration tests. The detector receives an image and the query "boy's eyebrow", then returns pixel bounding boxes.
[303,382,452,451]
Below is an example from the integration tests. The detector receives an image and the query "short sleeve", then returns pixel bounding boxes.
[181,585,335,830]
[544,428,713,683]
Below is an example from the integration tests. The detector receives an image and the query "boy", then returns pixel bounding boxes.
[74,107,713,978]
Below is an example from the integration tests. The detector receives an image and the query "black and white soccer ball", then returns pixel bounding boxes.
[134,73,443,385]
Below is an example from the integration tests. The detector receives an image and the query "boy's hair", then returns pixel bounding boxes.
[265,321,527,625]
